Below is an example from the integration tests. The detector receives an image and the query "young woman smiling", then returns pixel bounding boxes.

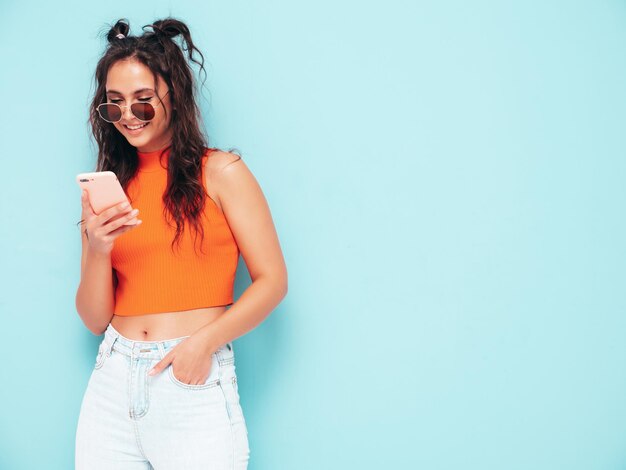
[74,17,287,469]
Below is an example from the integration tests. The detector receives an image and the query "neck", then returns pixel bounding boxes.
[137,145,172,172]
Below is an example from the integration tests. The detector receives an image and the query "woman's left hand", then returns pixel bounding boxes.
[148,332,216,385]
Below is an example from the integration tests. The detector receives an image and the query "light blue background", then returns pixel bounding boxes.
[1,1,625,468]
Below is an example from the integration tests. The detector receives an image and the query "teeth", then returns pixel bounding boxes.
[126,123,148,130]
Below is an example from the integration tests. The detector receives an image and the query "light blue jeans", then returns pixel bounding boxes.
[75,322,250,469]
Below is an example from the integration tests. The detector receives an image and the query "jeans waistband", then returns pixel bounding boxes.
[102,322,234,361]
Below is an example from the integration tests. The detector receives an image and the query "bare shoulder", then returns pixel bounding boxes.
[203,149,267,214]
[204,149,242,171]
[203,149,245,186]
[203,149,245,211]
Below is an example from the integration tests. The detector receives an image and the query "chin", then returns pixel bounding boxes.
[126,132,152,144]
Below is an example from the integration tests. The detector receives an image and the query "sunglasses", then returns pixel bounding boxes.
[97,89,171,123]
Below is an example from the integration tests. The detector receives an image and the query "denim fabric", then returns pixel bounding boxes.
[75,322,250,469]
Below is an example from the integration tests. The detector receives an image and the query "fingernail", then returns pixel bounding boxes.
[148,369,155,376]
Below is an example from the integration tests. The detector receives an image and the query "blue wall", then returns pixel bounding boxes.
[1,1,625,468]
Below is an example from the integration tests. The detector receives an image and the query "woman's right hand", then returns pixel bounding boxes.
[80,190,142,255]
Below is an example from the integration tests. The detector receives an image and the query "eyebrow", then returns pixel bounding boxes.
[105,88,155,95]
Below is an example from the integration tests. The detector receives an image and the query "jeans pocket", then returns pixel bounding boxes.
[166,355,221,390]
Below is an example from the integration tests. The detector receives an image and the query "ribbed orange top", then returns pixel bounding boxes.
[110,145,240,316]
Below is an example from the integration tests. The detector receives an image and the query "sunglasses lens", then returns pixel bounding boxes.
[131,103,156,121]
[98,104,122,122]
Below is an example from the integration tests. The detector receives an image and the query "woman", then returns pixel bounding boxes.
[74,17,288,469]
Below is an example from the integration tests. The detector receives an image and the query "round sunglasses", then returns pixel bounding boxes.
[97,90,171,123]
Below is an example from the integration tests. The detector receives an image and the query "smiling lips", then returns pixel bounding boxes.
[125,123,149,130]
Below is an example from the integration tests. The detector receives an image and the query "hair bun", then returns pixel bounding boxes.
[145,18,190,42]
[107,18,130,44]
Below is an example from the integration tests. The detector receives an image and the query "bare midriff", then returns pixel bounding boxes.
[110,305,228,341]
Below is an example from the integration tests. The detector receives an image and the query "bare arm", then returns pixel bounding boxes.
[194,152,288,350]
[75,191,140,335]
[75,224,117,335]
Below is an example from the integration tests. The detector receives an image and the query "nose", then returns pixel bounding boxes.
[120,104,137,122]
[119,105,135,124]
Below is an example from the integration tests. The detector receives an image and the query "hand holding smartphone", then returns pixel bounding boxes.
[76,170,142,255]
[76,171,139,226]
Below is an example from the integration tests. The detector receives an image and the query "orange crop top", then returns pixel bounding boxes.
[110,145,240,316]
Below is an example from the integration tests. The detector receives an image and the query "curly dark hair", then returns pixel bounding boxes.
[83,17,239,255]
